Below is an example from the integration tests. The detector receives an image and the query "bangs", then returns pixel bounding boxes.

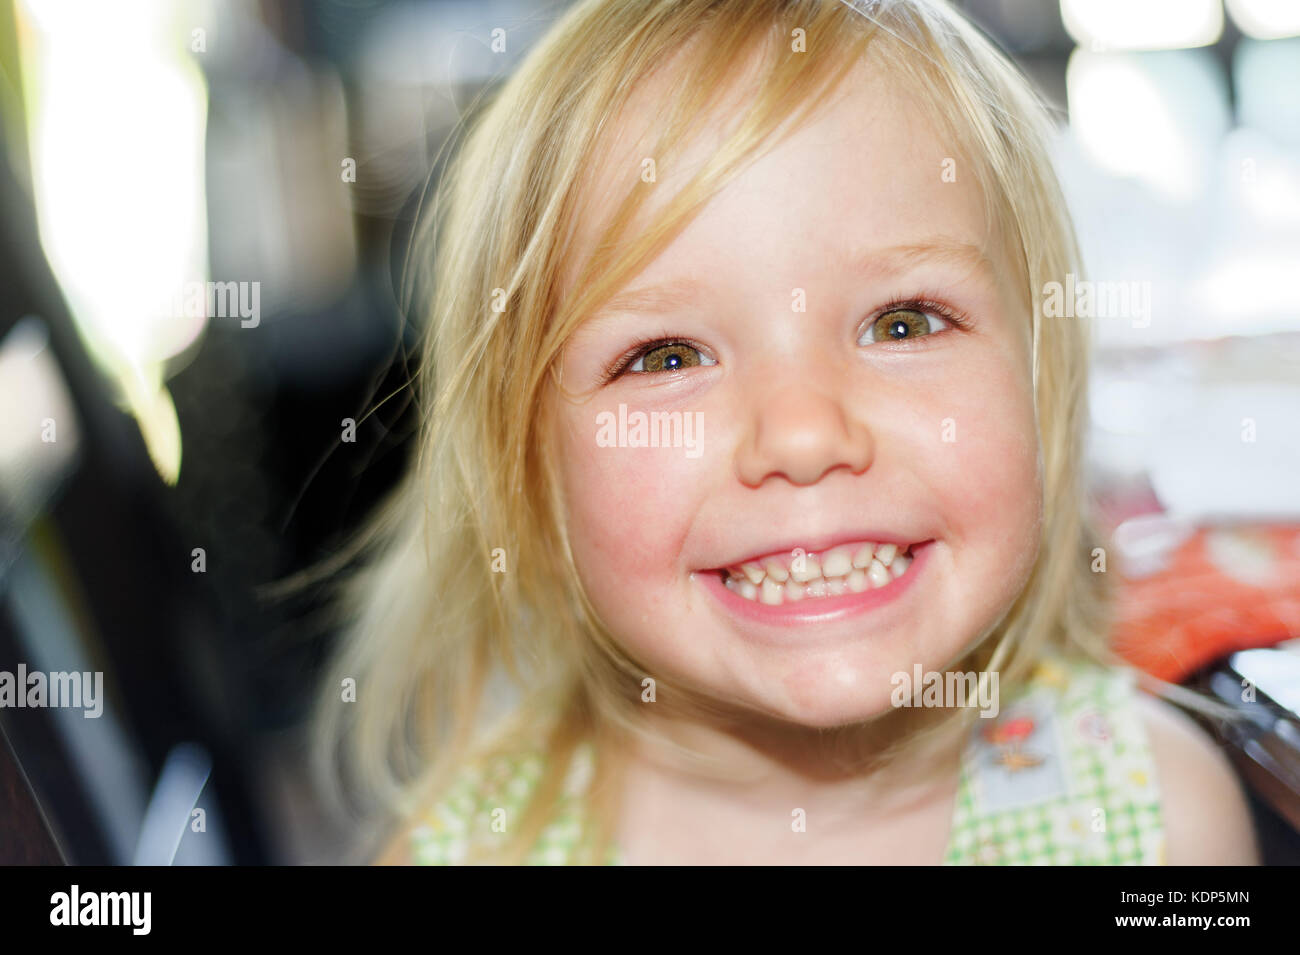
[538,0,1053,385]
[542,0,879,369]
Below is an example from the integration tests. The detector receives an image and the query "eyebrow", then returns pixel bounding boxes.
[849,237,996,283]
[592,278,707,318]
[591,237,995,317]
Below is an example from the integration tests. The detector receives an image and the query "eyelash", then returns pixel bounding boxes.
[868,295,972,339]
[600,296,972,383]
[600,335,713,384]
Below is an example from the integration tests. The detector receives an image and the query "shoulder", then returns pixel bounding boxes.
[411,749,546,865]
[1132,690,1259,865]
[365,754,536,866]
[375,737,590,865]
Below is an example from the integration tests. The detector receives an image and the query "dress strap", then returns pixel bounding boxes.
[411,744,599,864]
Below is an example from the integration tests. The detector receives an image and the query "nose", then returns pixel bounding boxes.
[734,369,874,487]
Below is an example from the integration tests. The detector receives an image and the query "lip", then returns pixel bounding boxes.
[696,540,934,632]
[713,531,925,573]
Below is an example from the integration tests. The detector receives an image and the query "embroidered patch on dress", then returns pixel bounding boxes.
[965,694,1070,813]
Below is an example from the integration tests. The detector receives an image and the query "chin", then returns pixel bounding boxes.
[689,662,909,732]
[769,685,904,730]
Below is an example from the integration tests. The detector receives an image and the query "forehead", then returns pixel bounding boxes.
[564,50,999,303]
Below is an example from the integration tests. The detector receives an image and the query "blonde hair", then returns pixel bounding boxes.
[311,0,1237,865]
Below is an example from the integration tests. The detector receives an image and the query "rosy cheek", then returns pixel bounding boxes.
[934,363,1042,567]
[556,403,700,593]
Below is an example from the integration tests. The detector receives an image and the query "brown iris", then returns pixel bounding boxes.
[870,308,931,342]
[642,342,702,372]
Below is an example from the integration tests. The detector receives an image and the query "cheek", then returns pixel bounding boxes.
[932,354,1043,582]
[554,401,705,613]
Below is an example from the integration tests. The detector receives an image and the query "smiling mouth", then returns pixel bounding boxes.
[716,540,920,606]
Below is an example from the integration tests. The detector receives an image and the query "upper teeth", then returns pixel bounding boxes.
[723,542,914,605]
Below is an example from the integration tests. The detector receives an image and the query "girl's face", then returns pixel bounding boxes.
[550,60,1042,728]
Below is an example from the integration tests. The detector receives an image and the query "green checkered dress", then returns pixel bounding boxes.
[409,657,1165,865]
[941,656,1165,865]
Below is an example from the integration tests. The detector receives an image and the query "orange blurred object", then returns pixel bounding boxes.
[1111,525,1300,683]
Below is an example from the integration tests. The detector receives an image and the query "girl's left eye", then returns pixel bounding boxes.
[860,307,950,344]
[628,341,717,374]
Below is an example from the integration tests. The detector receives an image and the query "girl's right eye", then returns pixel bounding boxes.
[622,340,717,375]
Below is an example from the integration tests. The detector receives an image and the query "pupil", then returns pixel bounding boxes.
[890,320,909,338]
[664,353,681,369]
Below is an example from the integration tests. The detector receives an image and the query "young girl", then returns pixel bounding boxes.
[314,0,1259,865]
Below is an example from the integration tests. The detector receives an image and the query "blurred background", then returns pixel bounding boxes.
[0,0,1297,865]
